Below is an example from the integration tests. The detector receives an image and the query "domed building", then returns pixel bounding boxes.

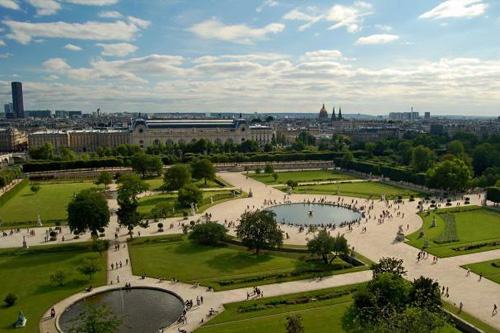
[319,104,328,121]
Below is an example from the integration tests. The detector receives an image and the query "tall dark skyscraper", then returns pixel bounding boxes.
[11,82,24,118]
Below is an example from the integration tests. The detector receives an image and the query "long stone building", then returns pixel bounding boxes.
[28,118,274,152]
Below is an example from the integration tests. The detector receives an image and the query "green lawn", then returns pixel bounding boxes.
[462,259,500,285]
[0,180,97,228]
[128,235,367,291]
[406,206,500,257]
[282,181,426,199]
[0,243,107,332]
[143,177,230,191]
[196,284,459,333]
[138,190,238,218]
[249,169,355,184]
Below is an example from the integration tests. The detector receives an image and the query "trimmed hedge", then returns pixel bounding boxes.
[0,167,21,188]
[0,178,28,208]
[22,158,129,173]
[434,214,459,244]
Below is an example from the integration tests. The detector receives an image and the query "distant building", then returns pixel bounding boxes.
[424,112,431,120]
[25,110,52,118]
[55,110,83,118]
[430,124,445,135]
[0,127,27,151]
[3,103,13,118]
[11,82,24,119]
[389,110,420,121]
[319,104,328,121]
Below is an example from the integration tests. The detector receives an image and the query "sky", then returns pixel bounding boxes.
[0,0,499,116]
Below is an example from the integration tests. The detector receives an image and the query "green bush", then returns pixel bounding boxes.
[3,293,18,307]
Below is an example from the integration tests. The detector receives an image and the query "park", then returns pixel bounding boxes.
[0,165,499,333]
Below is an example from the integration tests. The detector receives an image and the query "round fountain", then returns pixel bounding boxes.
[268,203,362,226]
[58,287,184,333]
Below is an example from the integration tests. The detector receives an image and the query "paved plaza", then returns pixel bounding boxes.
[0,172,498,332]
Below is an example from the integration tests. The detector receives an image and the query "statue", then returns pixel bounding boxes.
[15,310,27,328]
[190,203,196,216]
[431,216,436,228]
[36,214,42,227]
[395,225,405,242]
[22,235,28,249]
[248,188,253,198]
[210,196,213,204]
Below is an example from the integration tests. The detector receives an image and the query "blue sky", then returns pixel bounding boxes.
[0,0,499,115]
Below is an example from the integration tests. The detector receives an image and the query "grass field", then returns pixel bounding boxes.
[195,284,460,333]
[406,206,500,257]
[462,259,500,285]
[0,243,107,332]
[0,180,96,228]
[144,177,230,191]
[138,190,237,218]
[249,169,355,185]
[128,235,368,291]
[281,181,426,199]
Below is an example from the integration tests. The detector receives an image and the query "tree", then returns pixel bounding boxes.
[365,142,376,157]
[68,303,122,333]
[78,258,102,280]
[117,173,149,200]
[236,210,283,254]
[61,146,78,161]
[255,167,262,174]
[151,202,172,219]
[371,257,407,278]
[131,153,163,178]
[50,269,67,286]
[272,173,278,182]
[397,141,413,165]
[177,184,203,207]
[286,180,298,189]
[189,222,228,245]
[95,171,113,190]
[264,164,274,174]
[91,239,110,258]
[191,159,216,185]
[297,131,316,146]
[30,184,41,194]
[67,189,110,235]
[486,187,500,205]
[116,173,148,228]
[411,145,435,172]
[426,158,471,191]
[163,164,191,192]
[307,230,349,265]
[409,276,441,312]
[29,142,55,160]
[285,315,305,333]
[340,151,353,168]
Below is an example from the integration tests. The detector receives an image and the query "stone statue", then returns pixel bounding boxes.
[15,310,27,328]
[190,203,196,216]
[431,216,436,228]
[22,235,28,249]
[395,225,405,242]
[36,214,42,227]
[248,188,253,198]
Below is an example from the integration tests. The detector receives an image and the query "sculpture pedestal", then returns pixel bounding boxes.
[395,232,405,242]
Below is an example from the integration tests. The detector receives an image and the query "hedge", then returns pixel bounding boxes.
[22,158,129,173]
[434,214,459,244]
[0,167,21,188]
[0,178,28,208]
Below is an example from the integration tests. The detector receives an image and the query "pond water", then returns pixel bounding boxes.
[59,287,184,333]
[268,203,362,225]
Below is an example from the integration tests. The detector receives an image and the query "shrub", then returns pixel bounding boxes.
[189,222,227,245]
[4,293,18,307]
[255,167,262,174]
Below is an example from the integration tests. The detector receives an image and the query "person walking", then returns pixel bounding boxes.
[459,302,463,314]
[493,304,498,316]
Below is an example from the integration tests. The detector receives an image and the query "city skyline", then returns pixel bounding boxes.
[0,0,499,115]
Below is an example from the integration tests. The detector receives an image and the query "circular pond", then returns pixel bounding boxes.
[59,287,184,333]
[268,203,362,226]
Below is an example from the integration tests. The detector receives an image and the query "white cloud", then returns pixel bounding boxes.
[43,58,72,72]
[188,18,284,44]
[355,34,400,45]
[256,0,278,13]
[64,43,82,51]
[283,1,372,33]
[127,16,151,28]
[27,0,61,16]
[300,50,343,62]
[419,0,488,19]
[0,0,19,10]
[4,18,150,44]
[96,43,138,57]
[0,40,5,46]
[374,24,392,31]
[192,53,287,64]
[98,10,122,18]
[0,52,12,58]
[44,75,59,80]
[64,0,118,5]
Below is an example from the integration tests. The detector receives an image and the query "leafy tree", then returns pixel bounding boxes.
[264,164,274,174]
[61,146,78,161]
[91,239,110,258]
[95,171,113,190]
[4,293,18,307]
[397,141,413,165]
[50,269,67,286]
[409,276,441,312]
[188,222,228,245]
[411,145,435,172]
[307,230,349,265]
[151,202,172,219]
[365,142,376,157]
[30,184,41,194]
[29,142,55,160]
[486,186,500,204]
[177,183,203,207]
[131,153,163,178]
[473,143,500,175]
[286,180,298,189]
[426,158,471,191]
[297,131,316,146]
[380,308,445,333]
[163,164,191,192]
[67,189,110,235]
[191,159,216,185]
[117,173,149,200]
[236,210,283,254]
[272,173,278,182]
[116,174,148,229]
[255,167,262,174]
[68,303,122,333]
[78,258,102,280]
[371,257,407,278]
[238,140,259,153]
[340,151,353,168]
[285,315,305,333]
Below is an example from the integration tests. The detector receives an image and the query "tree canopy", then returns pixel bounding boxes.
[177,183,203,207]
[191,159,216,185]
[307,230,349,265]
[236,210,283,254]
[67,189,110,235]
[131,153,163,178]
[163,164,191,192]
[426,158,471,191]
[189,221,228,245]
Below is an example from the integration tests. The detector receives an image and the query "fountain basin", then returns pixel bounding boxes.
[268,203,362,226]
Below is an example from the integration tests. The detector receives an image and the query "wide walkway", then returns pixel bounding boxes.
[6,171,496,332]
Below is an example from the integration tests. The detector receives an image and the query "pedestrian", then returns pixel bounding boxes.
[466,268,471,277]
[459,302,463,314]
[479,274,482,281]
[493,304,498,316]
[126,258,129,265]
[111,263,114,270]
